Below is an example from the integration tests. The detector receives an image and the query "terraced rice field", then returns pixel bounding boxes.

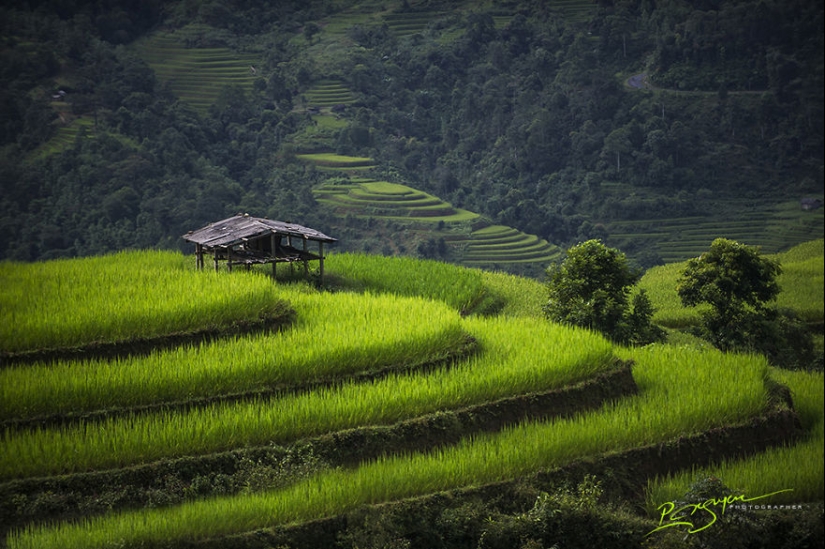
[315,179,561,268]
[639,238,825,328]
[315,1,510,46]
[463,224,563,266]
[0,250,289,355]
[314,1,388,36]
[314,178,478,223]
[131,24,260,112]
[605,198,824,264]
[382,11,450,37]
[296,154,376,173]
[302,79,356,108]
[314,176,563,268]
[26,116,95,162]
[296,153,374,168]
[549,0,595,22]
[0,249,820,548]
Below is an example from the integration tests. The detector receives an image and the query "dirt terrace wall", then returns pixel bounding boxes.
[187,407,803,549]
[0,364,635,536]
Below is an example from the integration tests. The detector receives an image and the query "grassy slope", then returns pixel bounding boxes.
[639,238,825,329]
[2,242,822,547]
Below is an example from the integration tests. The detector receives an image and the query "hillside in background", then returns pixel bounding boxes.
[0,0,822,273]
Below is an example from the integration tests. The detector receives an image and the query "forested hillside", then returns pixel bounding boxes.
[1,0,822,268]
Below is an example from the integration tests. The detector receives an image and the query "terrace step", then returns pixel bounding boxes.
[304,79,356,107]
[459,224,562,266]
[131,24,260,112]
[0,363,636,532]
[604,199,824,263]
[383,12,449,37]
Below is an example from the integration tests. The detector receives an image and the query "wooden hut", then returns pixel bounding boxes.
[183,214,336,283]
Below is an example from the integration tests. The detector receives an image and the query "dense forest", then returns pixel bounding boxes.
[0,0,822,266]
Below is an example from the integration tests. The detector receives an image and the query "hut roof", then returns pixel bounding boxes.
[183,215,336,248]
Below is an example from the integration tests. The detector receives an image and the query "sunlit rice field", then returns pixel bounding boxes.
[0,316,614,480]
[638,238,824,328]
[645,368,824,513]
[5,341,772,549]
[0,250,287,354]
[324,252,487,312]
[0,289,467,421]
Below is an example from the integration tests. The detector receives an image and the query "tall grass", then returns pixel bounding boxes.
[6,341,771,549]
[773,238,824,264]
[479,270,546,318]
[774,256,824,323]
[0,317,614,480]
[645,368,824,512]
[636,262,706,328]
[324,252,487,312]
[0,289,467,421]
[0,250,286,353]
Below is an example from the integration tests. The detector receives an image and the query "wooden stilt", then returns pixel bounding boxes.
[288,235,294,277]
[276,233,278,282]
[303,237,309,276]
[319,242,325,286]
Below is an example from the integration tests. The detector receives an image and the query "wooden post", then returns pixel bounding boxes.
[319,241,325,286]
[302,237,309,276]
[269,233,278,282]
[227,247,233,272]
[213,249,219,272]
[288,235,294,277]
[196,244,204,270]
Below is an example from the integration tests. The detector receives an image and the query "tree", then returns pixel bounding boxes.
[303,22,320,44]
[544,239,664,345]
[601,126,632,172]
[677,238,782,352]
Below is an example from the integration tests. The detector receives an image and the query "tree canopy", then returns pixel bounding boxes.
[0,0,821,267]
[677,238,814,367]
[677,238,782,316]
[544,239,664,346]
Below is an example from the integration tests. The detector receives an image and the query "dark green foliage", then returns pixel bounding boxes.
[0,444,330,535]
[544,240,665,345]
[0,0,822,269]
[678,239,782,320]
[337,476,650,549]
[677,238,815,367]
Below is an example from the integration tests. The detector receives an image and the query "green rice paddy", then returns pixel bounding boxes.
[0,250,287,354]
[606,198,824,264]
[302,79,357,108]
[313,175,562,267]
[638,238,824,328]
[131,24,260,112]
[2,241,821,548]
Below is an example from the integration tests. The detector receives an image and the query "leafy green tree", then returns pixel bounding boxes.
[544,239,664,345]
[677,238,782,352]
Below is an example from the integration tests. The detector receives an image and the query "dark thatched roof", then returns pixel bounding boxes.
[183,215,336,249]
